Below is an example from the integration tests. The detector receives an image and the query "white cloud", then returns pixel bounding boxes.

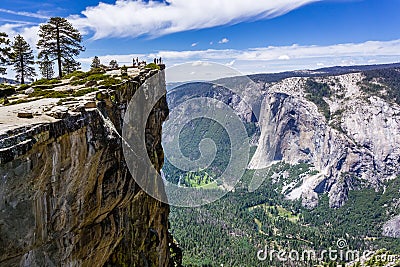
[191,42,198,47]
[0,8,49,19]
[233,40,400,61]
[278,55,290,60]
[210,41,214,45]
[218,38,229,44]
[70,0,319,39]
[0,24,40,51]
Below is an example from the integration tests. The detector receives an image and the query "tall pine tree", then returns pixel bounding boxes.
[10,35,36,84]
[37,17,84,78]
[0,32,11,75]
[38,54,54,80]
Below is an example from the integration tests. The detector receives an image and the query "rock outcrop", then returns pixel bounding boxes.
[0,69,172,266]
[382,215,400,238]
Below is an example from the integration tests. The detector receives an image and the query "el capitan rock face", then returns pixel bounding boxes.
[0,69,172,266]
[249,72,400,208]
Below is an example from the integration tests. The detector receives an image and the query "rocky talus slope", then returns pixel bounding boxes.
[0,68,174,266]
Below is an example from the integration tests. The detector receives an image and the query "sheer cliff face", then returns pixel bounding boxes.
[0,71,171,266]
[249,73,400,208]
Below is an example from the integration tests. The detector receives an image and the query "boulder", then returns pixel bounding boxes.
[24,88,34,95]
[85,80,97,87]
[17,112,33,118]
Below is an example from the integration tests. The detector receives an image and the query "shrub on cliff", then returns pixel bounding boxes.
[31,78,61,86]
[0,84,16,97]
[99,77,121,87]
[70,73,108,86]
[63,70,85,79]
[145,63,160,70]
[121,65,128,77]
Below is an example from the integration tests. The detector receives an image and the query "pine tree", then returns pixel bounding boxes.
[0,32,11,75]
[62,58,81,75]
[109,59,118,69]
[37,17,84,78]
[38,55,54,80]
[10,35,36,84]
[91,56,101,69]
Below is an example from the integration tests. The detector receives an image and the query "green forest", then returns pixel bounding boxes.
[170,166,400,266]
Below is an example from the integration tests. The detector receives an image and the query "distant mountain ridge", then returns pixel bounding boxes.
[0,77,17,84]
[248,62,400,83]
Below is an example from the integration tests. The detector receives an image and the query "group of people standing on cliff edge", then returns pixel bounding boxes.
[153,57,162,64]
[132,57,162,67]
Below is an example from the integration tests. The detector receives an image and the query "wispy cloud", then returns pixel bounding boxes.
[0,18,35,25]
[0,8,49,19]
[219,38,229,44]
[0,8,46,48]
[191,42,198,47]
[70,0,320,39]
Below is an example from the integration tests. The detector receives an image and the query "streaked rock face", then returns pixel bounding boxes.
[0,70,171,266]
[249,73,400,208]
[383,215,400,238]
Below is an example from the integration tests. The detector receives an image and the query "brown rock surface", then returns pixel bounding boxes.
[0,69,173,266]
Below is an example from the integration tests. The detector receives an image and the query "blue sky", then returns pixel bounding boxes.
[1,0,400,78]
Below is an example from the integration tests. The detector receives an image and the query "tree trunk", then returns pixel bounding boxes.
[20,53,24,84]
[56,25,62,78]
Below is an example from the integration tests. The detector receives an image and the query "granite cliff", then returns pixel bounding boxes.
[0,67,176,266]
[249,70,400,210]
